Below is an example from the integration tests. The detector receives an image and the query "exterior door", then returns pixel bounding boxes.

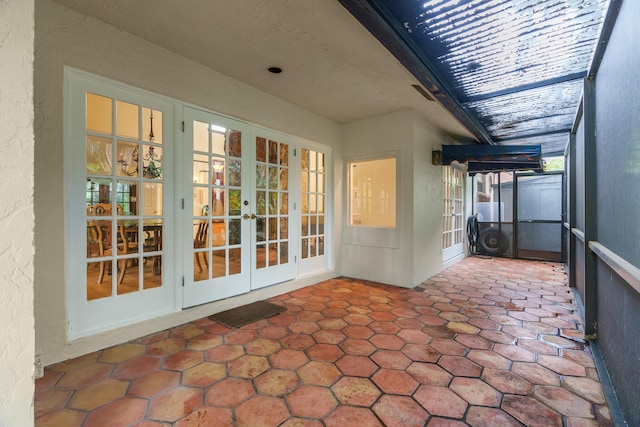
[443,165,465,261]
[66,72,175,339]
[515,173,563,262]
[182,108,251,307]
[251,128,296,289]
[181,111,295,307]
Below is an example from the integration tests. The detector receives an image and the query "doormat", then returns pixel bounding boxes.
[208,300,286,328]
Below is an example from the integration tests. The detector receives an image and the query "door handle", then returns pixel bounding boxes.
[251,214,257,220]
[243,214,250,220]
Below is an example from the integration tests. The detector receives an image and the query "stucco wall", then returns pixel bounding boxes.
[35,0,342,365]
[341,109,446,287]
[0,0,35,424]
[412,117,448,283]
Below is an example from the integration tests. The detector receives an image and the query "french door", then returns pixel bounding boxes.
[442,165,465,261]
[182,108,295,307]
[66,71,176,339]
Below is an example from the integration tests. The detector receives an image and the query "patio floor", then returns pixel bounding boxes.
[35,257,612,426]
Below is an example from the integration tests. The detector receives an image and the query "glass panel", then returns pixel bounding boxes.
[268,192,277,215]
[87,261,112,300]
[211,189,224,216]
[229,130,242,157]
[118,260,138,295]
[318,195,324,214]
[280,143,288,166]
[212,250,226,278]
[212,158,225,186]
[86,220,103,259]
[256,191,266,216]
[350,157,396,227]
[211,130,225,156]
[256,137,267,162]
[302,194,309,214]
[280,217,288,240]
[194,186,209,217]
[256,245,266,269]
[301,148,309,169]
[116,181,138,215]
[193,154,209,184]
[301,171,309,192]
[256,164,266,189]
[310,237,317,257]
[229,248,241,275]
[318,236,325,256]
[310,172,317,193]
[302,238,309,259]
[280,242,288,264]
[194,219,210,249]
[194,251,209,282]
[228,190,241,216]
[143,219,163,253]
[86,93,112,135]
[268,166,278,190]
[318,152,324,172]
[317,173,324,194]
[229,219,241,245]
[269,218,278,241]
[310,216,317,236]
[211,220,226,247]
[86,180,113,212]
[318,215,325,234]
[268,140,278,164]
[143,108,162,144]
[279,169,288,191]
[280,193,288,215]
[143,182,163,216]
[143,255,162,289]
[302,216,309,236]
[116,140,139,177]
[116,100,139,139]
[142,145,163,180]
[86,136,113,175]
[309,194,317,214]
[268,243,278,265]
[193,120,209,152]
[310,151,317,170]
[228,159,242,187]
[120,220,139,255]
[256,217,266,242]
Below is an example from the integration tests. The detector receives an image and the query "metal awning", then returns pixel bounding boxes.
[439,144,543,174]
[339,0,612,156]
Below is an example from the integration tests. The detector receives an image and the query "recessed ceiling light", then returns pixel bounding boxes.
[267,66,284,74]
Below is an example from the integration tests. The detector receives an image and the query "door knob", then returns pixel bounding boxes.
[243,214,250,220]
[251,214,257,220]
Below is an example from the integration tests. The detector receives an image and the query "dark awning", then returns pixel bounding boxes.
[440,145,543,174]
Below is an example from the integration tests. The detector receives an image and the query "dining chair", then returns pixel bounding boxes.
[87,203,129,285]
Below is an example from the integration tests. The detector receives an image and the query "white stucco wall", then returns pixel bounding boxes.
[35,0,342,366]
[0,0,36,424]
[341,109,447,287]
[412,117,449,283]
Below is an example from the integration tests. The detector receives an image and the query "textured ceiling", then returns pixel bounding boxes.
[48,0,473,139]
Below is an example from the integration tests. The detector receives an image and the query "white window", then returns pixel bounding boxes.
[349,157,396,228]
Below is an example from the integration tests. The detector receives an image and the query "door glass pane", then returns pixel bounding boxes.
[193,121,209,152]
[143,255,162,289]
[86,93,112,135]
[142,145,163,180]
[116,100,139,139]
[86,136,113,175]
[256,137,267,162]
[193,154,209,184]
[143,108,162,144]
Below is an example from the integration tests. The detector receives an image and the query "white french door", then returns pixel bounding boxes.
[66,71,176,339]
[443,165,465,261]
[181,109,296,307]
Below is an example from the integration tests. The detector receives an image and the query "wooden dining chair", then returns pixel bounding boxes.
[87,203,129,284]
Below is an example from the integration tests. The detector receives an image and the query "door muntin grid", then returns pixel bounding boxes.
[301,148,325,259]
[85,93,165,300]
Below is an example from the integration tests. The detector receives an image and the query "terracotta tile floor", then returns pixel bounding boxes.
[35,257,613,426]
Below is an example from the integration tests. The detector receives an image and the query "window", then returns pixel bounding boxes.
[301,148,326,259]
[349,157,396,228]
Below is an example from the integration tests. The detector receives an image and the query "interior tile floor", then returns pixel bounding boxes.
[35,257,613,426]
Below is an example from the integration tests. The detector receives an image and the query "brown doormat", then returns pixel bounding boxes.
[208,300,286,328]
